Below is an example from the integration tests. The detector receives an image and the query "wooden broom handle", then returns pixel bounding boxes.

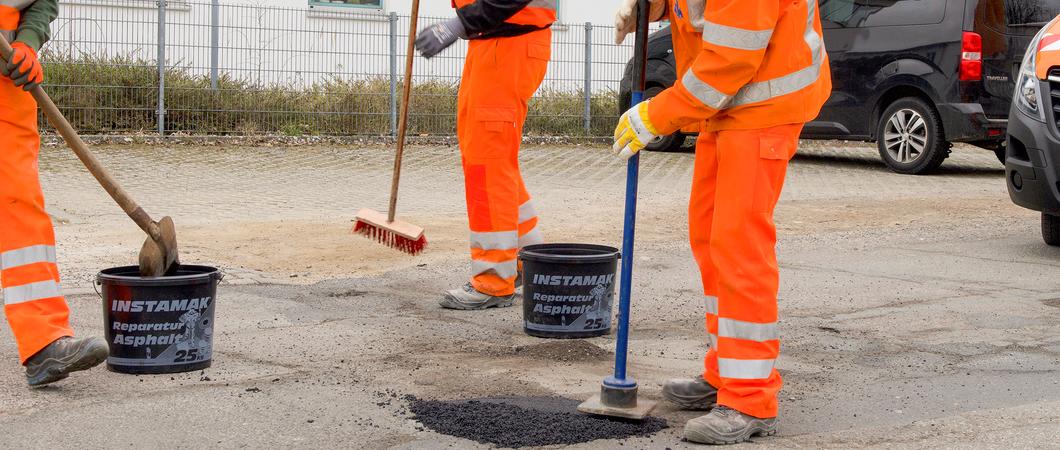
[388,0,420,223]
[0,35,161,240]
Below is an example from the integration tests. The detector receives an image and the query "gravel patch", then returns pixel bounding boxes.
[407,395,667,448]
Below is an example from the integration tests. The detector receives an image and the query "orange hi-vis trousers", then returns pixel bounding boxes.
[691,123,803,419]
[0,12,74,364]
[457,29,551,296]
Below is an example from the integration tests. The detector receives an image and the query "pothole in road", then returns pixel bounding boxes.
[1042,298,1060,309]
[407,395,667,448]
[511,340,613,362]
[326,289,368,298]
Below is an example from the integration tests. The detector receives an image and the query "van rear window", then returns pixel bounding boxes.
[1005,0,1060,27]
[820,0,946,28]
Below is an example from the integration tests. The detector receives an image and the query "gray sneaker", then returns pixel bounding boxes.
[25,336,109,387]
[684,406,778,445]
[663,375,718,410]
[440,283,515,310]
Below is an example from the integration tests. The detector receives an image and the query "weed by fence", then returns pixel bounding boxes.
[43,54,619,137]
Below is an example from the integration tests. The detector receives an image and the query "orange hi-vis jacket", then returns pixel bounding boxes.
[650,0,832,134]
[452,0,556,39]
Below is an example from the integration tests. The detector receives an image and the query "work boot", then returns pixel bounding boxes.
[440,283,515,310]
[662,375,718,410]
[25,336,109,387]
[684,406,778,445]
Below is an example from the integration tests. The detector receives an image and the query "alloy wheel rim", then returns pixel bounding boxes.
[883,108,928,164]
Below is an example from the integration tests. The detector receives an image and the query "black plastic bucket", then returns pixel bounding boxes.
[97,265,221,374]
[519,244,619,339]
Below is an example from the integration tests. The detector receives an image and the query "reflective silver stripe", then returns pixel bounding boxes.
[718,318,778,342]
[528,0,556,10]
[4,280,62,305]
[708,332,718,349]
[1,245,57,270]
[702,21,773,51]
[730,0,824,107]
[681,70,733,110]
[470,231,518,251]
[704,296,718,315]
[472,260,519,279]
[718,358,775,380]
[519,201,538,223]
[519,227,544,248]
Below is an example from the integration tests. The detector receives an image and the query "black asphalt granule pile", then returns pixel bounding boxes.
[407,395,667,448]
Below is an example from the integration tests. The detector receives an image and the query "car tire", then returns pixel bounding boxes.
[646,131,687,152]
[642,86,688,153]
[1043,213,1060,247]
[876,97,948,175]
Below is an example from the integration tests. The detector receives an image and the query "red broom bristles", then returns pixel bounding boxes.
[353,221,427,255]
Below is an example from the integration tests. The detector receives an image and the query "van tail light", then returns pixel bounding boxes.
[960,31,983,81]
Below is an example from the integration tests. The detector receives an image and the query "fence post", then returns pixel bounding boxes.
[157,0,166,136]
[583,22,593,135]
[210,0,219,90]
[389,12,399,137]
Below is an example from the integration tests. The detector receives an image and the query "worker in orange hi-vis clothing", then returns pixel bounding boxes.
[0,0,108,387]
[614,0,831,444]
[415,1,555,310]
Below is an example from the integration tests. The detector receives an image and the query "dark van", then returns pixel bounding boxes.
[620,0,1060,174]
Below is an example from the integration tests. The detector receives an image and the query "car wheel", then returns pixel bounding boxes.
[876,97,948,175]
[1043,213,1060,246]
[646,131,687,152]
[643,86,688,153]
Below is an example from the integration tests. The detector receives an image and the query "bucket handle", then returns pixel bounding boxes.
[93,279,103,301]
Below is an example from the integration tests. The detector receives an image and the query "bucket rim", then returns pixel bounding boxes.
[519,243,620,264]
[97,265,222,286]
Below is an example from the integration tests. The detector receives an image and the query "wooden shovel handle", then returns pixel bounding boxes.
[0,35,161,240]
[388,0,420,223]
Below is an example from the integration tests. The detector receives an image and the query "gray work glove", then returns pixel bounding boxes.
[415,17,466,59]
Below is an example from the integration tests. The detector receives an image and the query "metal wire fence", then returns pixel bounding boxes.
[40,0,650,138]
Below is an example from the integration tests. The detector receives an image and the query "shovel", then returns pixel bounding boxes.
[0,35,179,277]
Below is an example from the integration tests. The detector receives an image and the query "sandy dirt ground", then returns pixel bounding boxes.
[3,142,1060,448]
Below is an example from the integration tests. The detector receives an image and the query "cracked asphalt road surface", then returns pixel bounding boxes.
[3,142,1060,448]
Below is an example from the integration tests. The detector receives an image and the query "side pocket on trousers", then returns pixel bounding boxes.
[475,106,517,132]
[472,106,518,158]
[752,132,797,214]
[527,42,551,62]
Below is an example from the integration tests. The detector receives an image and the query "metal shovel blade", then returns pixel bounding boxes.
[138,216,180,277]
[577,394,657,421]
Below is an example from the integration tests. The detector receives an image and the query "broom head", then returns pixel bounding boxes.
[353,208,427,255]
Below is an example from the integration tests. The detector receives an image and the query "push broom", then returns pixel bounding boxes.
[353,0,427,254]
[577,0,656,420]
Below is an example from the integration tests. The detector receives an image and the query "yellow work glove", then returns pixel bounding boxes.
[613,101,660,160]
